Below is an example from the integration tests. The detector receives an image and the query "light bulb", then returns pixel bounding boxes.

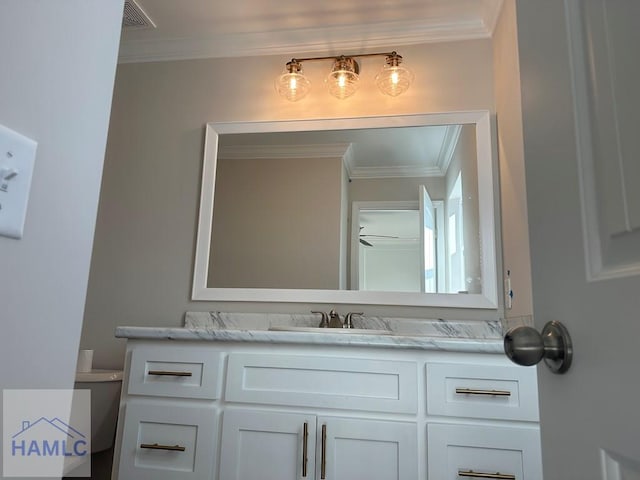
[375,53,414,97]
[275,60,311,102]
[326,57,359,99]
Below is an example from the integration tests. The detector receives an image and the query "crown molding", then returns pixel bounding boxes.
[349,124,462,179]
[482,0,505,34]
[436,125,463,174]
[118,18,492,64]
[348,164,445,179]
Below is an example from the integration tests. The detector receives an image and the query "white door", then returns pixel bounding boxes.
[419,185,437,293]
[517,0,640,477]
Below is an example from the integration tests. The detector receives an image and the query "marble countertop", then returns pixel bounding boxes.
[115,326,504,353]
[115,312,506,354]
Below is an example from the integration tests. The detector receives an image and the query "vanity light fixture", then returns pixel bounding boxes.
[275,51,413,101]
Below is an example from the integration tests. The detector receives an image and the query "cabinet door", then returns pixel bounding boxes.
[220,409,316,480]
[318,417,418,480]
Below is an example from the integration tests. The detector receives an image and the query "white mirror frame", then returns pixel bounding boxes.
[192,111,499,309]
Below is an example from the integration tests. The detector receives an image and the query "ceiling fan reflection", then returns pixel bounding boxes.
[359,226,415,247]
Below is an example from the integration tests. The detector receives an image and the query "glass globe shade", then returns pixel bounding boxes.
[326,57,359,99]
[275,68,311,102]
[375,63,414,97]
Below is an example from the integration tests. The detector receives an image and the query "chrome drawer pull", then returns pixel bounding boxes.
[455,388,511,397]
[302,422,309,477]
[321,424,327,479]
[147,370,193,377]
[458,469,515,479]
[140,443,186,452]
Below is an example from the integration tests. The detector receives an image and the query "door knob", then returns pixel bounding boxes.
[503,321,573,374]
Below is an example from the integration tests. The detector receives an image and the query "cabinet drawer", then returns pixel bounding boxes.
[116,400,219,480]
[426,363,539,421]
[226,353,418,414]
[128,344,223,399]
[427,423,542,480]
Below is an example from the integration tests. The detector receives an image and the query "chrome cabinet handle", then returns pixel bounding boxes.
[140,443,186,452]
[302,422,309,477]
[504,320,573,374]
[455,388,511,397]
[147,370,192,377]
[321,424,327,479]
[458,469,515,479]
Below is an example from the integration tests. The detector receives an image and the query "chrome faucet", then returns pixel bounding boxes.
[328,309,343,328]
[313,310,365,329]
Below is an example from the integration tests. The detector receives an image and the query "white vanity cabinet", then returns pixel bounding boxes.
[111,336,542,480]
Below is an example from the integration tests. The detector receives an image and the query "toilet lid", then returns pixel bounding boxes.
[75,369,123,383]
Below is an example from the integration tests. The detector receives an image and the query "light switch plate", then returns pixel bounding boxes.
[0,123,37,239]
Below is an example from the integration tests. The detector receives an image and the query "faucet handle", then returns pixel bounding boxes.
[344,312,364,329]
[312,311,329,328]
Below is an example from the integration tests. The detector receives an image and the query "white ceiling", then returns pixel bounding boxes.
[218,124,467,179]
[119,0,504,63]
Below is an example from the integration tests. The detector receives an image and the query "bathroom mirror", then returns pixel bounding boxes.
[193,111,498,308]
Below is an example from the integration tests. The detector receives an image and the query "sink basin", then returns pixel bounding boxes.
[268,326,393,335]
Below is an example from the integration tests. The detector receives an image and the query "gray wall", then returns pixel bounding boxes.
[209,156,344,289]
[445,125,481,294]
[0,0,122,477]
[81,39,497,369]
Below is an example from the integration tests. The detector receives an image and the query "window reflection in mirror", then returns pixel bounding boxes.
[207,123,480,295]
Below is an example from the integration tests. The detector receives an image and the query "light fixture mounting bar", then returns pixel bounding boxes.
[290,51,399,63]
